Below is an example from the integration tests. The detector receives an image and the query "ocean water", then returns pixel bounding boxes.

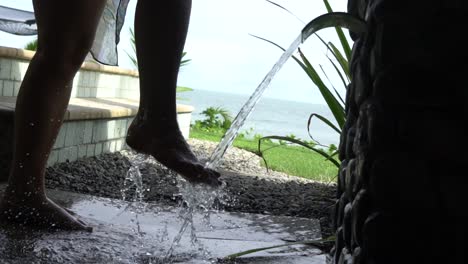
[179,89,340,146]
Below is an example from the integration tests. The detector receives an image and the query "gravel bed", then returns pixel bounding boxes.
[45,139,337,238]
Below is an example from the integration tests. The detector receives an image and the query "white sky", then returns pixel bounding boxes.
[0,0,351,104]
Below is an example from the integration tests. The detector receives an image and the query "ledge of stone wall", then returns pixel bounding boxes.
[0,46,139,77]
[0,46,140,99]
[0,96,194,121]
[0,96,194,178]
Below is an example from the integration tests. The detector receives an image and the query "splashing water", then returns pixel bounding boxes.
[121,156,145,203]
[163,34,303,262]
[120,154,148,236]
[163,181,226,263]
[120,32,305,263]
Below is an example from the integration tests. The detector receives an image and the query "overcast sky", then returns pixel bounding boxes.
[0,0,350,104]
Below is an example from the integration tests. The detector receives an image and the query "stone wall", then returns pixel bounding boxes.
[0,46,194,181]
[0,47,140,99]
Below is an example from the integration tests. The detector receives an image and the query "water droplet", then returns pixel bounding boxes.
[29,123,34,126]
[26,153,30,156]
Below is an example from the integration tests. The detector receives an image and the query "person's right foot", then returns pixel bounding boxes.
[0,194,92,232]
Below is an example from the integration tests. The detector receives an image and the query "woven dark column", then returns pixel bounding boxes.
[330,1,468,263]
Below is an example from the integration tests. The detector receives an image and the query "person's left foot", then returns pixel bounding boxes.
[126,119,221,187]
[0,195,92,232]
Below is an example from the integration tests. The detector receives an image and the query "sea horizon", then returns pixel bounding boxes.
[180,88,340,146]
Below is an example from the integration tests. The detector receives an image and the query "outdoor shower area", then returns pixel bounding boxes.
[0,46,328,263]
[0,4,331,264]
[1,0,465,263]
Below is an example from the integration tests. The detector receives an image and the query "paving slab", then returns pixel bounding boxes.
[0,185,326,263]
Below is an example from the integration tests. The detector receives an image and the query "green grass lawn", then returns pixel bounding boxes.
[190,128,338,183]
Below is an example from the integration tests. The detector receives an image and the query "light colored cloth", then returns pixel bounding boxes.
[0,5,37,35]
[90,0,130,66]
[0,1,130,66]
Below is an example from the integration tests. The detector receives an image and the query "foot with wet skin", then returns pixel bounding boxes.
[0,195,92,232]
[126,121,221,187]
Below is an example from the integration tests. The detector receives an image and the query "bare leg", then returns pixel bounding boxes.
[126,0,220,186]
[0,0,106,231]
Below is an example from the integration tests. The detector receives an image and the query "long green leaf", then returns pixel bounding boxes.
[315,34,349,84]
[328,42,350,79]
[318,64,336,91]
[315,33,349,93]
[180,52,191,68]
[318,64,345,105]
[332,86,345,106]
[176,86,193,101]
[301,12,366,43]
[330,150,339,158]
[176,86,193,93]
[259,136,340,167]
[326,55,348,91]
[322,0,352,60]
[127,28,137,68]
[224,236,335,260]
[308,113,341,135]
[319,64,346,106]
[265,0,305,24]
[335,26,352,61]
[298,49,345,128]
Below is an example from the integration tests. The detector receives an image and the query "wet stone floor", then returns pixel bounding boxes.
[0,185,326,263]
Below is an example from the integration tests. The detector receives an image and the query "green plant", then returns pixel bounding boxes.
[24,38,38,51]
[192,107,233,133]
[190,128,337,181]
[218,3,365,257]
[237,127,254,139]
[328,143,337,154]
[254,0,364,168]
[126,28,137,67]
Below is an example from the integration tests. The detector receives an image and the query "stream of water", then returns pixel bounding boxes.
[162,34,303,262]
[204,35,303,170]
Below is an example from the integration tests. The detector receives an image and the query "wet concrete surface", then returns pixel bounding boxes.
[0,185,326,263]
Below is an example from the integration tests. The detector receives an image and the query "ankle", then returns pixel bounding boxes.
[129,118,181,134]
[134,110,179,126]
